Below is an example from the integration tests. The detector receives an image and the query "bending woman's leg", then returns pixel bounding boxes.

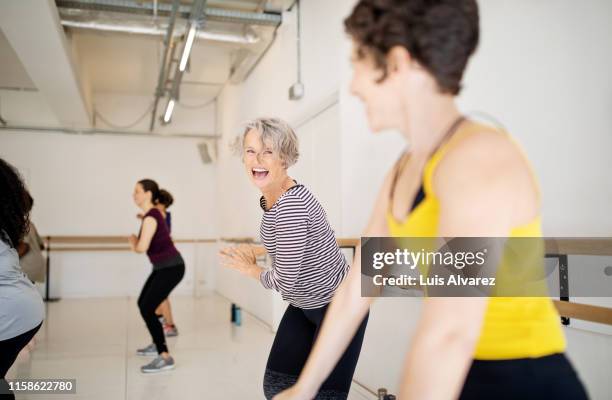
[263,305,317,399]
[137,265,184,355]
[306,307,369,400]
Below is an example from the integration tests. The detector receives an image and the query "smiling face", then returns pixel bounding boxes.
[243,128,288,192]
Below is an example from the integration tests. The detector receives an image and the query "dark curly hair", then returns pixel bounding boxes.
[0,158,32,248]
[344,0,479,95]
[157,189,174,208]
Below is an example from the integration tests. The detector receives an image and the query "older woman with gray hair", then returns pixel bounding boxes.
[220,117,368,400]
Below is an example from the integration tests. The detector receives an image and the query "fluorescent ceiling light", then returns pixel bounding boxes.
[163,99,175,123]
[179,25,197,71]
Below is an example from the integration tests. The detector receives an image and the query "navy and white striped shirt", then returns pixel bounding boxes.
[259,184,349,309]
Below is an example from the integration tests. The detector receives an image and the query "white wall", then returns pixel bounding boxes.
[0,131,216,237]
[0,129,218,299]
[46,242,217,298]
[215,0,355,239]
[459,0,612,236]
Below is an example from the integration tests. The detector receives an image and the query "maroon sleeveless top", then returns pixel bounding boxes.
[140,208,181,268]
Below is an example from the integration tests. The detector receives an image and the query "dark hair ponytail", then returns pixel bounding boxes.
[138,179,160,204]
[157,189,174,208]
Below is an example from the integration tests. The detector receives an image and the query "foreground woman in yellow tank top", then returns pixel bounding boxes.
[274,0,587,399]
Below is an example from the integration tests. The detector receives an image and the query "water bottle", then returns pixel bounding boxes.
[235,306,242,326]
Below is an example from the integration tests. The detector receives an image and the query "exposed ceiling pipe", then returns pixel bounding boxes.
[0,125,219,140]
[59,20,260,44]
[149,0,180,131]
[0,87,38,92]
[288,0,303,100]
[56,0,282,26]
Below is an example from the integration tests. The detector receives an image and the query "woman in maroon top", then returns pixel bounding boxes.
[129,179,184,373]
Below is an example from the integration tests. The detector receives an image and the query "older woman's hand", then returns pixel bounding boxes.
[235,244,258,264]
[219,246,263,280]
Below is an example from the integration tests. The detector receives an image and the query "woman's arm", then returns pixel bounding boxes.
[17,242,30,257]
[129,216,157,253]
[258,199,310,292]
[399,297,487,400]
[249,244,267,257]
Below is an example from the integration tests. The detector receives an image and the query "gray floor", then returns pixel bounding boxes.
[7,293,374,400]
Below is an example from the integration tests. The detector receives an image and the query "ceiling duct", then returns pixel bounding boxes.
[60,19,260,44]
[56,0,283,84]
[56,0,282,26]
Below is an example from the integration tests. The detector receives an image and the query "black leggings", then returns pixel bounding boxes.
[0,323,42,400]
[137,264,184,354]
[459,353,588,400]
[263,304,369,400]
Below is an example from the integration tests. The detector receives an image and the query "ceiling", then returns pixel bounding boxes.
[0,0,287,131]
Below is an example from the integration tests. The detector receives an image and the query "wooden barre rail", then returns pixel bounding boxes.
[339,238,612,326]
[553,301,612,326]
[51,246,132,252]
[338,238,612,256]
[45,236,360,245]
[545,238,612,256]
[46,242,352,253]
[41,236,612,326]
[43,236,612,252]
[46,236,217,244]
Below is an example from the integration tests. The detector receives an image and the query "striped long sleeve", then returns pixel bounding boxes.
[260,199,309,293]
[258,184,349,309]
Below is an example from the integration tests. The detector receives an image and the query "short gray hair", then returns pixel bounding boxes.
[233,117,300,167]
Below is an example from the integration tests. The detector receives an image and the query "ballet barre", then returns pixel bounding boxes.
[337,237,612,327]
[43,236,217,301]
[40,236,612,326]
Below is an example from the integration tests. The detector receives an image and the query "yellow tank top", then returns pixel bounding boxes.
[386,122,566,360]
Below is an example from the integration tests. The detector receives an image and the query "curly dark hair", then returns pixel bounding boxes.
[0,158,32,248]
[157,189,174,208]
[344,0,479,95]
